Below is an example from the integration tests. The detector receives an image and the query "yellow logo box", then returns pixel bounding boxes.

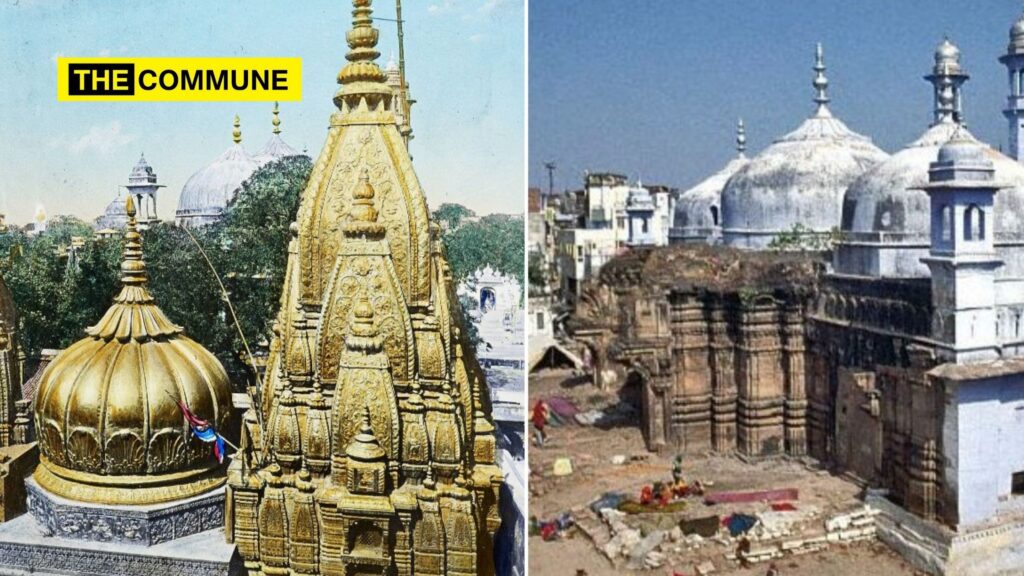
[57,57,302,102]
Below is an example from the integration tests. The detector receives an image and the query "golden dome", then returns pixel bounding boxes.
[33,196,233,505]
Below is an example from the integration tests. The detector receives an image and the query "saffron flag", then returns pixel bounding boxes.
[175,400,226,463]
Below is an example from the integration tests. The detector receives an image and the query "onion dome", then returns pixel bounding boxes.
[1009,14,1024,56]
[934,38,962,73]
[175,116,259,227]
[34,196,232,505]
[254,102,301,165]
[721,44,887,249]
[672,119,749,244]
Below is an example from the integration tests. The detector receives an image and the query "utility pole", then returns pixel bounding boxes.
[544,161,556,197]
[395,0,413,146]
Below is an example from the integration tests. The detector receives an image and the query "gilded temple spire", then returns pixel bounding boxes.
[120,195,146,286]
[83,196,183,342]
[272,102,281,135]
[233,115,242,144]
[334,0,392,112]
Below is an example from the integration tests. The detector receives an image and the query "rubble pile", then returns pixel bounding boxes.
[577,494,881,571]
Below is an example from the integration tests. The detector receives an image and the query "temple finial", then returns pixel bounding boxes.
[272,102,281,135]
[334,0,391,112]
[813,42,829,111]
[233,115,242,144]
[736,118,747,156]
[120,196,147,286]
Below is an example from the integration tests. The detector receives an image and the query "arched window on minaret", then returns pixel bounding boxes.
[710,205,719,226]
[964,204,984,240]
[941,204,953,241]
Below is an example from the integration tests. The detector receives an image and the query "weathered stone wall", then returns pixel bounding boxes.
[575,245,958,526]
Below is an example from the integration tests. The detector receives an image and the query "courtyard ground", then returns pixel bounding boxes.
[528,368,920,576]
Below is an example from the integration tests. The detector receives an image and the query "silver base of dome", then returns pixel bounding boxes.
[26,475,225,546]
[0,510,240,576]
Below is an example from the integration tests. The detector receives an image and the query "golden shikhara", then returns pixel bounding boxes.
[226,1,503,574]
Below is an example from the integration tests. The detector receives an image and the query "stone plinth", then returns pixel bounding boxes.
[0,512,241,576]
[26,476,225,546]
[0,443,38,522]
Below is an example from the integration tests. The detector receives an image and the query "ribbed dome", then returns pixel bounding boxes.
[673,154,748,243]
[254,134,301,165]
[176,143,258,225]
[721,107,888,249]
[34,198,232,505]
[176,119,259,227]
[253,103,302,165]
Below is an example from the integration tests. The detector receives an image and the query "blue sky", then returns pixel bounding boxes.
[0,0,524,224]
[530,0,1024,193]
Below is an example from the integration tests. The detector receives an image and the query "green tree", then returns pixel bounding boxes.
[441,212,524,289]
[432,203,476,231]
[220,155,312,354]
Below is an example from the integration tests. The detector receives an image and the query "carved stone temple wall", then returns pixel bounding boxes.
[226,1,503,574]
[574,245,955,526]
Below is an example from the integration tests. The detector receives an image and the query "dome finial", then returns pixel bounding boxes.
[232,115,242,144]
[813,42,830,112]
[120,195,147,286]
[926,36,968,126]
[272,102,281,135]
[736,118,747,156]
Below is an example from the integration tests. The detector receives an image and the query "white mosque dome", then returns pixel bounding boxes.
[836,38,1024,278]
[721,45,887,249]
[672,120,750,244]
[253,103,302,165]
[175,116,258,227]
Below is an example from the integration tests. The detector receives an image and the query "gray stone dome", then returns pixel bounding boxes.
[96,194,129,229]
[175,143,258,227]
[721,107,888,249]
[672,154,748,244]
[836,123,1024,277]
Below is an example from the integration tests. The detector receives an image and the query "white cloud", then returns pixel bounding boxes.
[68,121,137,155]
[50,51,63,65]
[428,0,455,13]
[469,33,486,43]
[98,48,111,56]
[479,0,508,13]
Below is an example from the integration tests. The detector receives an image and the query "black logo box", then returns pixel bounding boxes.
[67,63,135,96]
